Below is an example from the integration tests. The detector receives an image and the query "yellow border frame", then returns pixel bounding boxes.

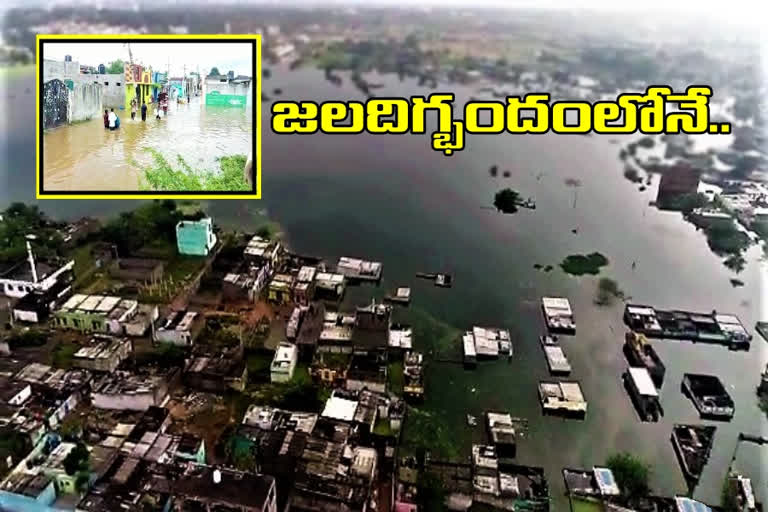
[36,33,262,200]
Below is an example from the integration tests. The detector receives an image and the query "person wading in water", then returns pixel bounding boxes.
[103,109,109,129]
[108,108,117,131]
[130,98,137,120]
[141,101,147,122]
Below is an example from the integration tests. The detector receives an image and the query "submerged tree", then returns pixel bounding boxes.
[606,452,651,505]
[493,188,521,214]
[595,277,625,306]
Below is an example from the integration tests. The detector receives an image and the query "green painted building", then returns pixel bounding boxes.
[176,218,217,256]
[203,76,250,108]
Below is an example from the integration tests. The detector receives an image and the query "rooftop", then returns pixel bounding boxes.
[321,394,358,422]
[73,336,130,361]
[92,370,170,396]
[628,367,659,397]
[173,464,276,510]
[158,310,198,332]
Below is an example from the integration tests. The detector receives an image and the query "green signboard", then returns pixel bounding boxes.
[205,90,246,107]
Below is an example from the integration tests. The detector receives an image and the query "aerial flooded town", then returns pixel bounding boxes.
[0,1,767,512]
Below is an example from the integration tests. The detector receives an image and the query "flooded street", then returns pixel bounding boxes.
[42,97,252,191]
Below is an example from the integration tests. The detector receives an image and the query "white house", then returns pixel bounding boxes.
[270,343,298,383]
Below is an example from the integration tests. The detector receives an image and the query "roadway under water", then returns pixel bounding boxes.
[42,96,252,191]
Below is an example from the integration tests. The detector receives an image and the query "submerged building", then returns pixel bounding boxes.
[176,217,217,256]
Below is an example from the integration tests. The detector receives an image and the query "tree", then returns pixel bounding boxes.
[106,59,124,74]
[595,277,624,306]
[63,442,90,476]
[721,476,739,512]
[606,452,651,504]
[493,188,521,214]
[208,67,221,77]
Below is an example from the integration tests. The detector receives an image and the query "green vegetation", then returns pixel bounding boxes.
[0,430,31,479]
[200,316,241,348]
[571,498,605,512]
[373,418,394,437]
[721,475,739,511]
[137,150,250,192]
[623,167,643,184]
[246,351,274,381]
[606,452,651,505]
[560,252,609,276]
[0,203,64,264]
[70,242,97,284]
[659,192,709,213]
[134,343,186,369]
[247,364,326,412]
[388,361,404,395]
[52,342,79,369]
[63,442,90,476]
[703,223,750,259]
[106,59,124,74]
[403,308,461,357]
[100,200,182,254]
[493,188,522,214]
[58,416,84,441]
[6,329,47,349]
[595,277,625,306]
[402,408,459,460]
[418,470,447,512]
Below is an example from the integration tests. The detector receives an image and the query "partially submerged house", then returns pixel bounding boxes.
[91,368,179,411]
[108,257,164,285]
[336,256,382,282]
[271,342,298,383]
[154,310,204,346]
[682,373,735,420]
[403,351,424,401]
[268,274,294,304]
[542,297,575,334]
[671,424,716,490]
[563,466,621,497]
[72,336,132,373]
[54,294,139,334]
[624,331,666,388]
[486,412,517,458]
[176,217,217,257]
[345,350,387,394]
[624,367,663,422]
[538,381,587,418]
[314,271,346,302]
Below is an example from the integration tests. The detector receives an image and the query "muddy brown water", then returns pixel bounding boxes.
[42,97,252,191]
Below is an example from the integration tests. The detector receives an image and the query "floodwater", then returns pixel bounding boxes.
[42,97,252,191]
[3,66,767,508]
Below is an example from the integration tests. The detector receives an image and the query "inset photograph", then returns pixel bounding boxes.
[37,35,260,198]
